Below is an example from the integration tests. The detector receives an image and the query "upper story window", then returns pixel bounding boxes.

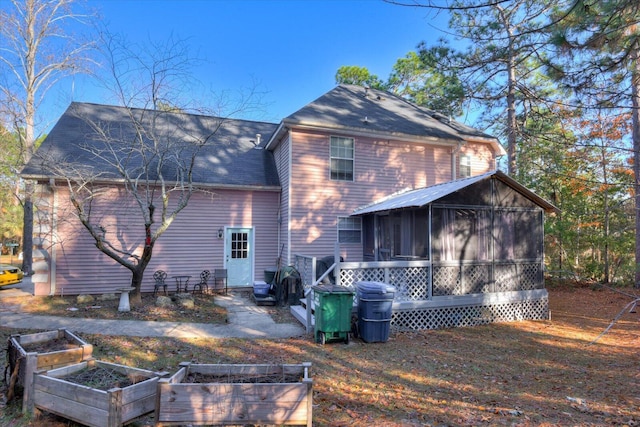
[460,154,471,178]
[330,136,354,181]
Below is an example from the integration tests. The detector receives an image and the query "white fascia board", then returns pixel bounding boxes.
[282,121,462,147]
[264,122,287,150]
[464,136,507,157]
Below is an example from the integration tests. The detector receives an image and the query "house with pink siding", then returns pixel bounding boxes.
[22,84,530,301]
[268,85,505,265]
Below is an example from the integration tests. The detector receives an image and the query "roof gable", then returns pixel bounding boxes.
[352,170,558,215]
[267,85,502,151]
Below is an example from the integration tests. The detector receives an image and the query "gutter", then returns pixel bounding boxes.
[264,122,287,150]
[276,120,464,148]
[22,176,282,193]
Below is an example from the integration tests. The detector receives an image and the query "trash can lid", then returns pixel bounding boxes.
[356,281,396,294]
[313,284,354,294]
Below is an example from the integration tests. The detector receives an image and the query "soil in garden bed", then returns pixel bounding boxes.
[58,366,146,391]
[184,372,302,384]
[18,337,82,353]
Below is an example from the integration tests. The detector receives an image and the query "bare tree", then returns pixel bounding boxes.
[50,103,223,303]
[0,0,95,274]
[26,30,256,302]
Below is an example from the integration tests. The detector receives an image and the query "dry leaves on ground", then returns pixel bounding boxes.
[0,290,296,324]
[1,282,639,426]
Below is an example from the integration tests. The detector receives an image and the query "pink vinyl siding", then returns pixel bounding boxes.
[287,129,496,262]
[273,134,291,263]
[459,142,497,178]
[49,186,279,295]
[250,190,282,279]
[52,186,146,295]
[40,128,498,295]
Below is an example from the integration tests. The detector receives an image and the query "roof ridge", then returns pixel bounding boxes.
[69,101,279,126]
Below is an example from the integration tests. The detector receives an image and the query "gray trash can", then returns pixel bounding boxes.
[356,281,396,343]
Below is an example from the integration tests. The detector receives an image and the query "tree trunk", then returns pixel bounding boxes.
[21,192,33,275]
[21,0,37,276]
[632,47,640,288]
[130,267,144,305]
[129,245,153,304]
[506,65,517,175]
[600,142,610,284]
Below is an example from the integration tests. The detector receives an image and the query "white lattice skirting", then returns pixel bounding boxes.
[390,290,549,331]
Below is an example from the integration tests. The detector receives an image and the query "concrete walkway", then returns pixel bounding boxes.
[0,279,306,339]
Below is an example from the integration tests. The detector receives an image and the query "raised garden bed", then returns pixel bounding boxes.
[6,328,93,413]
[32,359,167,427]
[155,362,313,426]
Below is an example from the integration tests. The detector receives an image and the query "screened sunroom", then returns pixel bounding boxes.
[293,171,557,331]
[355,170,555,297]
[341,170,556,330]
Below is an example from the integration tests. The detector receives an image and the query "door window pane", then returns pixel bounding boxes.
[231,232,249,259]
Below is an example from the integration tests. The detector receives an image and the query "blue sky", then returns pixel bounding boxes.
[45,0,452,129]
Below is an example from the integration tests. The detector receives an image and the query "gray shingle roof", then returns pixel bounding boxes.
[281,84,499,144]
[23,86,505,188]
[21,102,281,188]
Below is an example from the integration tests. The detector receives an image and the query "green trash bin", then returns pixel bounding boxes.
[313,284,354,345]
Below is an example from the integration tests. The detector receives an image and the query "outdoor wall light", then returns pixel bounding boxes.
[217,228,224,239]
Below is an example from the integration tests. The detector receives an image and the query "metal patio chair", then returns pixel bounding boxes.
[192,270,210,294]
[212,269,228,294]
[153,270,168,296]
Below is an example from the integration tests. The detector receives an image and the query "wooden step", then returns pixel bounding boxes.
[290,305,314,328]
[299,297,315,311]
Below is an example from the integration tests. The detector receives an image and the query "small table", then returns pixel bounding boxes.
[172,275,191,293]
[117,287,135,312]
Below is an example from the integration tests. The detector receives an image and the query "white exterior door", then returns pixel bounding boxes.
[224,227,254,287]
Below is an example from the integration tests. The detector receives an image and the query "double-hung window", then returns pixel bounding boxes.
[338,217,362,244]
[460,154,471,178]
[330,136,354,181]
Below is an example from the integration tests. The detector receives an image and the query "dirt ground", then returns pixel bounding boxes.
[0,289,297,324]
[1,282,639,426]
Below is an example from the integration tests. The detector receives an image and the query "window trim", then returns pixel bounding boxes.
[460,154,471,178]
[338,216,362,244]
[330,135,355,181]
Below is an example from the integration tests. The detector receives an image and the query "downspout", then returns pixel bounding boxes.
[287,131,293,264]
[277,191,282,262]
[50,181,57,295]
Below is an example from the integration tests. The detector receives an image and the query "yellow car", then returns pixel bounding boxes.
[0,264,24,287]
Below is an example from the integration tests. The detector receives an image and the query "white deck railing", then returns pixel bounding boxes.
[292,253,546,332]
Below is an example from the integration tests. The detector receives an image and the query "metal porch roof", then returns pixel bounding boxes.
[352,170,558,215]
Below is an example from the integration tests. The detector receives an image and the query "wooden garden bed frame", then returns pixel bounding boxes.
[32,359,167,427]
[155,362,313,426]
[7,328,93,413]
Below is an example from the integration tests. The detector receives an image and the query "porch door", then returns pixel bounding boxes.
[224,227,254,287]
